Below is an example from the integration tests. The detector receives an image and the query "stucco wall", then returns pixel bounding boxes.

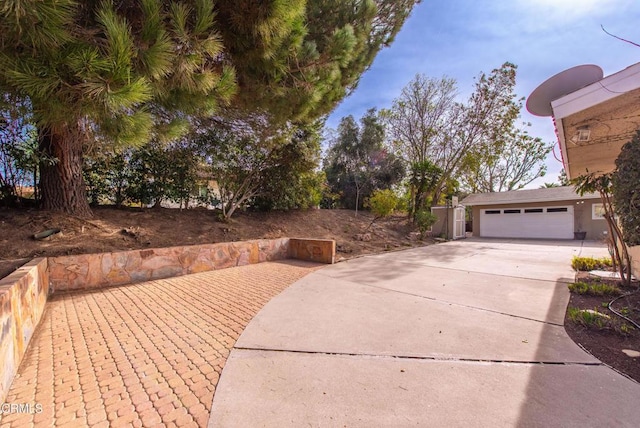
[574,201,608,240]
[0,258,49,403]
[471,199,605,239]
[431,207,449,238]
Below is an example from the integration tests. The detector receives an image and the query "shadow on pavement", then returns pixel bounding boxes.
[515,276,640,426]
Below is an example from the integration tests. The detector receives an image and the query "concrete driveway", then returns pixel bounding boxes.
[209,239,640,427]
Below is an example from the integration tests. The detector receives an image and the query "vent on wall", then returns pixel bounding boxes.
[576,127,591,142]
[570,126,591,145]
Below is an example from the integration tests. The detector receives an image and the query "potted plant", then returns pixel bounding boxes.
[574,217,586,240]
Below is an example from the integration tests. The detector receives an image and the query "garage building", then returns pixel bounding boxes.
[461,186,607,240]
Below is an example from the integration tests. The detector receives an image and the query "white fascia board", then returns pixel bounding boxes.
[550,61,640,120]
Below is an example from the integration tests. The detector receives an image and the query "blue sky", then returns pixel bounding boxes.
[326,0,640,188]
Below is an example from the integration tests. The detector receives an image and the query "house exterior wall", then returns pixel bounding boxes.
[471,199,606,239]
[573,201,608,241]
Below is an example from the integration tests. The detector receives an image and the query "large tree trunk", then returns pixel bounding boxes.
[39,126,93,218]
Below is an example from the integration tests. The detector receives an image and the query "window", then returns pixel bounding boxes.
[524,208,543,213]
[503,209,521,214]
[485,210,500,214]
[592,203,606,220]
[547,207,568,213]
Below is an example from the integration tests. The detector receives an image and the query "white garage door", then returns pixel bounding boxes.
[480,206,574,239]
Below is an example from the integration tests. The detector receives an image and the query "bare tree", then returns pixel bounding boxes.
[384,62,524,206]
[461,126,553,192]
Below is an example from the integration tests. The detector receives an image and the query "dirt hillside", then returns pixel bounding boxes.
[0,206,430,278]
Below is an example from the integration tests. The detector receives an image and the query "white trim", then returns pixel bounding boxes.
[453,206,466,239]
[551,62,640,120]
[550,62,640,179]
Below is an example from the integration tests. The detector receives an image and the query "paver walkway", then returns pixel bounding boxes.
[0,260,321,428]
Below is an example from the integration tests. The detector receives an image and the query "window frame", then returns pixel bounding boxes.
[592,203,606,220]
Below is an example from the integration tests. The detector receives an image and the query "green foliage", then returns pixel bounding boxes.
[414,209,438,239]
[324,109,405,211]
[408,160,442,220]
[458,63,552,193]
[558,169,570,186]
[250,125,323,211]
[0,1,420,216]
[0,94,50,205]
[220,0,420,124]
[195,118,321,218]
[571,256,613,271]
[83,149,130,207]
[572,171,632,287]
[384,63,543,202]
[612,129,640,246]
[366,189,399,218]
[382,75,457,207]
[83,141,198,209]
[0,0,240,215]
[568,281,621,297]
[567,307,609,329]
[567,306,634,336]
[462,126,552,193]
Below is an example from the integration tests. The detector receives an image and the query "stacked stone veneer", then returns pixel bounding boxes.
[48,238,291,292]
[0,258,49,403]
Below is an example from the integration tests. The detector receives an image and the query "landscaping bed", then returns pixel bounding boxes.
[564,257,640,382]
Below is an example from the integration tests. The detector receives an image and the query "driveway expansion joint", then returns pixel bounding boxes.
[316,276,568,327]
[233,347,604,367]
[330,259,576,284]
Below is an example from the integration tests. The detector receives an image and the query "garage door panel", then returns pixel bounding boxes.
[480,207,574,239]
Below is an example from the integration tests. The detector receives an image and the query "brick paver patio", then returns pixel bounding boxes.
[0,260,321,428]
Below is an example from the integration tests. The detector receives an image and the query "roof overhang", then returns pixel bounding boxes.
[550,62,640,179]
[461,187,599,206]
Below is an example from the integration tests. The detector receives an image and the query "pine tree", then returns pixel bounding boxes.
[0,0,420,216]
[0,0,236,217]
[221,0,421,123]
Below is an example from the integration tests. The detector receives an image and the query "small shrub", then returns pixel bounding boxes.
[568,282,589,294]
[414,209,438,239]
[366,189,398,218]
[567,307,609,329]
[617,323,635,336]
[571,256,612,271]
[568,281,621,296]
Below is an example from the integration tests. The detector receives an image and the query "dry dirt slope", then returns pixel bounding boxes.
[0,207,430,278]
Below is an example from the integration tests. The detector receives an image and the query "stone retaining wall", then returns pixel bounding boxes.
[0,237,335,402]
[289,238,335,264]
[48,238,291,292]
[0,258,49,403]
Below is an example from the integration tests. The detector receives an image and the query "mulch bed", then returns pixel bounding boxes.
[564,275,640,383]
